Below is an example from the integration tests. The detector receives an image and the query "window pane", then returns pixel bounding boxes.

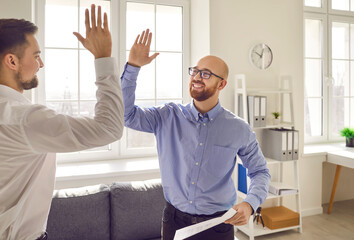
[156,52,183,99]
[351,98,354,126]
[352,0,354,11]
[45,0,78,48]
[80,101,96,117]
[46,101,79,116]
[350,24,354,59]
[305,59,322,97]
[350,62,354,96]
[45,49,78,100]
[305,98,323,137]
[156,5,182,51]
[305,19,322,58]
[126,100,155,148]
[332,60,349,96]
[126,2,155,51]
[332,0,349,11]
[305,0,321,7]
[332,22,349,59]
[80,50,96,100]
[332,97,350,136]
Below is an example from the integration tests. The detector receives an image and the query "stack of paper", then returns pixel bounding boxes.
[268,182,298,196]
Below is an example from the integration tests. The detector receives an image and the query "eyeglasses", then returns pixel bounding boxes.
[188,67,224,80]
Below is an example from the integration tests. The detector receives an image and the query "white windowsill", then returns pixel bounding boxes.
[303,142,348,157]
[56,157,160,182]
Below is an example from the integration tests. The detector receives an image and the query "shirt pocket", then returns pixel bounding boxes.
[207,145,237,178]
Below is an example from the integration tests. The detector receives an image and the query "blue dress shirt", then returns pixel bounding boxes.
[121,63,271,215]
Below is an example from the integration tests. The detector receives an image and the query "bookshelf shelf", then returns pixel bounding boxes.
[234,74,302,240]
[236,223,301,238]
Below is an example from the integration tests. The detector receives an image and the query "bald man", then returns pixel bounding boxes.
[121,29,270,240]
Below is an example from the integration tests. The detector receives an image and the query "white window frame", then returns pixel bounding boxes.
[328,0,354,17]
[33,0,190,162]
[304,12,328,143]
[304,1,354,143]
[304,0,328,13]
[328,15,354,141]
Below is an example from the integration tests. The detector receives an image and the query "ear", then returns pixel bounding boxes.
[3,53,20,71]
[218,79,227,90]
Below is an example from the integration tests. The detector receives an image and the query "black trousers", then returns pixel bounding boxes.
[162,202,234,240]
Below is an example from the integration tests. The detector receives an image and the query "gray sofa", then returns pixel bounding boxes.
[46,179,164,240]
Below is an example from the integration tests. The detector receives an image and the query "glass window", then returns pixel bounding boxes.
[123,2,185,153]
[304,5,354,142]
[305,0,322,8]
[37,0,189,161]
[304,18,324,138]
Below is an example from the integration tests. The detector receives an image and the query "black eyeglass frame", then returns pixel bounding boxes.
[188,67,224,80]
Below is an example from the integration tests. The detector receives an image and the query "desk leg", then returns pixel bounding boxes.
[327,165,342,214]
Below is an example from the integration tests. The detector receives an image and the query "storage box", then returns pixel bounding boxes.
[261,206,299,230]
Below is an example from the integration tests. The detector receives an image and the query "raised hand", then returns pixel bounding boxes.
[73,4,112,59]
[128,29,159,67]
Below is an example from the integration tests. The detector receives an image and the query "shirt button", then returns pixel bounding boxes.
[203,123,206,126]
[192,182,195,184]
[195,162,199,166]
[211,118,213,121]
[190,201,193,204]
[199,143,203,146]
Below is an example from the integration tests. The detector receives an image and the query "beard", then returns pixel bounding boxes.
[189,80,218,101]
[15,70,39,90]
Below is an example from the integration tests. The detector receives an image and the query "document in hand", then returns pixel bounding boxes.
[268,182,298,196]
[173,208,237,240]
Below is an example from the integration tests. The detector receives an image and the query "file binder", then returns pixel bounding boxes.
[238,95,244,119]
[262,128,288,161]
[292,130,299,160]
[287,129,293,160]
[260,96,267,127]
[247,96,261,128]
[268,182,298,196]
[238,163,248,194]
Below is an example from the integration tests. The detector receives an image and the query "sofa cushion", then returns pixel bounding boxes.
[46,184,111,240]
[110,179,164,240]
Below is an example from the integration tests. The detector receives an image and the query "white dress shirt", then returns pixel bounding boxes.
[0,57,124,240]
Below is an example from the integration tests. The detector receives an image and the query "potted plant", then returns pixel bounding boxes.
[340,127,354,147]
[272,112,280,125]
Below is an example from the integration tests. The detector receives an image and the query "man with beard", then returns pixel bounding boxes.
[0,5,124,240]
[121,29,270,240]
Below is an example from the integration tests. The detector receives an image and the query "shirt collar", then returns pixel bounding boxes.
[0,84,31,104]
[190,100,222,122]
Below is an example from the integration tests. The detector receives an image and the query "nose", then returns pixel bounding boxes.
[193,71,202,80]
[39,57,44,68]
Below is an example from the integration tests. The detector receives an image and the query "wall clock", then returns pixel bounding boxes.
[249,43,273,70]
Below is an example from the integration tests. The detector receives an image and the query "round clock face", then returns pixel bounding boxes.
[250,43,273,70]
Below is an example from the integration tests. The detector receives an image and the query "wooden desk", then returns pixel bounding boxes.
[327,149,354,214]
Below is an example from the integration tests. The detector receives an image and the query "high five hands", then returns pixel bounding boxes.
[73,4,112,59]
[128,29,159,68]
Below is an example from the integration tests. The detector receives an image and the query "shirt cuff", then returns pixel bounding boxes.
[122,63,141,81]
[94,57,117,79]
[244,195,259,214]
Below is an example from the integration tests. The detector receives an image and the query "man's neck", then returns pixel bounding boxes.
[0,73,23,93]
[193,97,218,115]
